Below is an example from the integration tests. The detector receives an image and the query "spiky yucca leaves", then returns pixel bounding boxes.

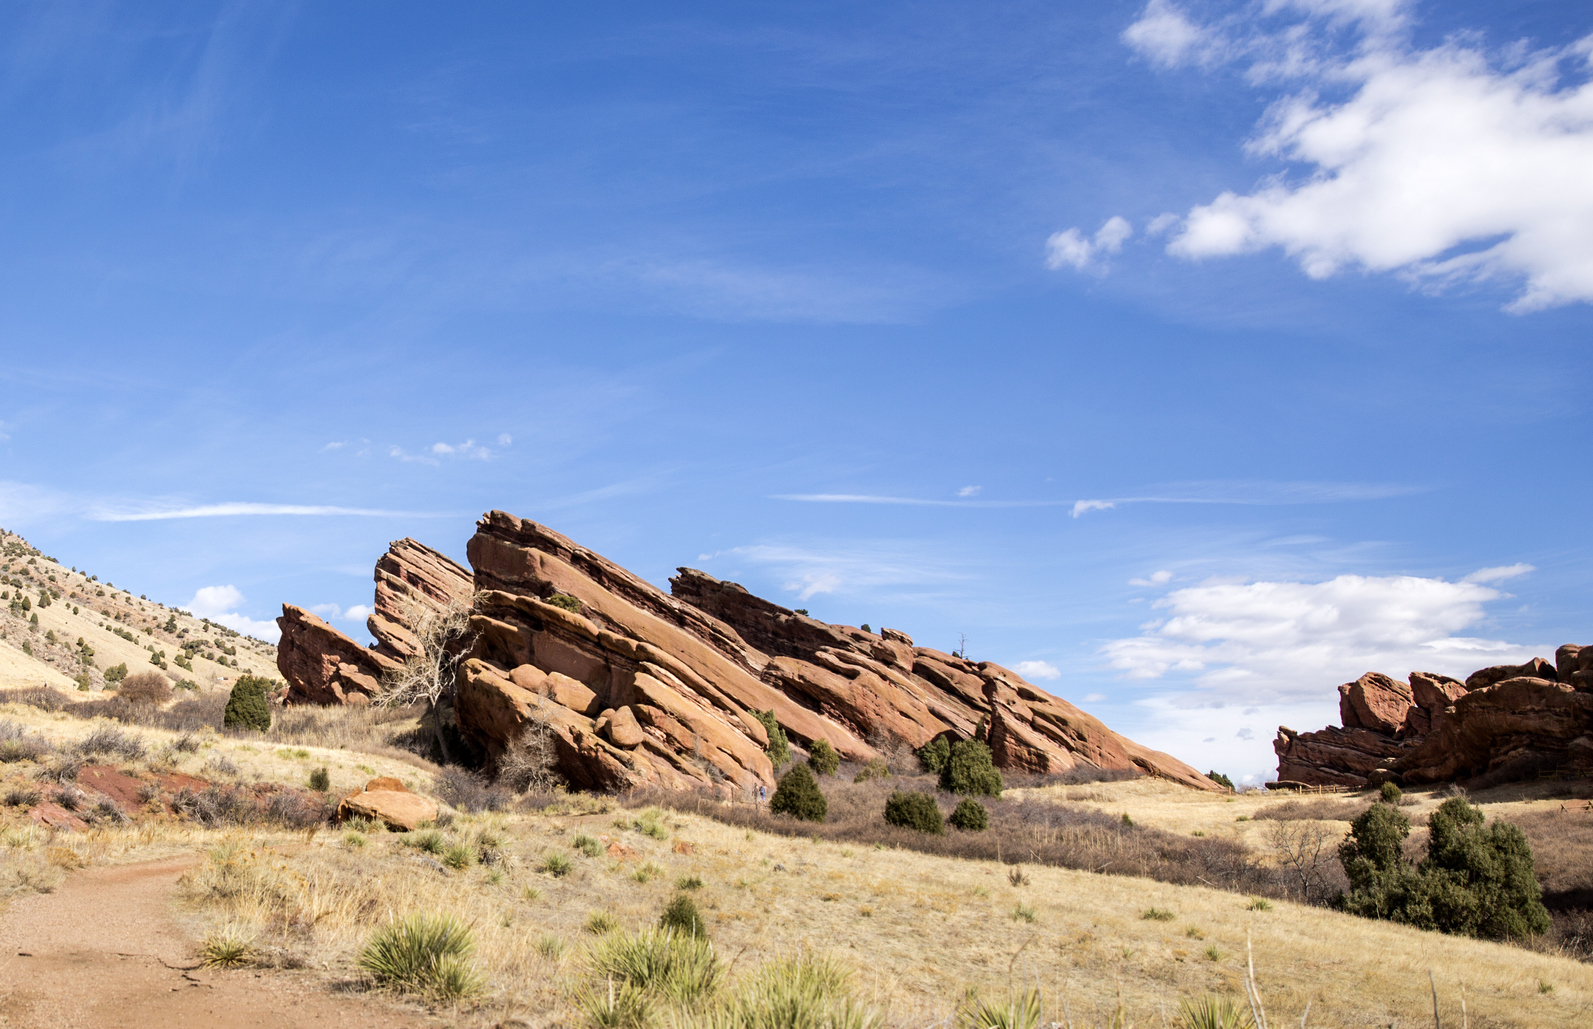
[588,927,721,1006]
[961,988,1042,1029]
[1177,994,1254,1029]
[358,911,482,999]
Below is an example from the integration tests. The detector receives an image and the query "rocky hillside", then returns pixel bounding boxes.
[277,511,1218,793]
[1274,647,1593,788]
[0,528,277,694]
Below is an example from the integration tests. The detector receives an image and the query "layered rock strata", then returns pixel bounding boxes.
[277,538,469,705]
[1274,648,1593,788]
[457,510,1218,792]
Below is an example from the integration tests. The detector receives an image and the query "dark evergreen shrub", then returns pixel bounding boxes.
[916,736,950,775]
[808,738,840,776]
[1207,770,1235,791]
[1379,781,1403,804]
[753,709,791,768]
[1337,796,1549,940]
[223,675,272,732]
[768,763,826,822]
[948,797,989,832]
[884,790,943,834]
[940,740,1003,797]
[659,892,708,938]
[309,766,331,792]
[544,593,582,613]
[103,663,128,684]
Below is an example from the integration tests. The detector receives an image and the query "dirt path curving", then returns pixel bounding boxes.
[0,855,429,1029]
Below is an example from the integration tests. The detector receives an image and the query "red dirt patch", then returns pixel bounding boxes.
[27,801,86,831]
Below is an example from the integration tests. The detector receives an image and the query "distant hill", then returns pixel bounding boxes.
[0,528,277,694]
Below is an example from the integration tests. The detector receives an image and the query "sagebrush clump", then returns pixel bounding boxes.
[659,892,708,938]
[118,670,173,705]
[769,763,827,822]
[884,790,943,834]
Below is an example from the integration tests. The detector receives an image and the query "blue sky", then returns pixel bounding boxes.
[1,0,1589,783]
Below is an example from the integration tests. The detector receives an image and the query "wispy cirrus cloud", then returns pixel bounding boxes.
[94,502,428,522]
[702,541,969,602]
[778,480,1420,517]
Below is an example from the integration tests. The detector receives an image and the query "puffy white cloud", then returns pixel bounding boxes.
[1083,692,1107,703]
[343,604,373,621]
[309,602,373,623]
[1121,0,1222,68]
[957,485,982,497]
[1012,660,1061,681]
[1123,2,1593,310]
[1101,570,1543,705]
[187,585,281,643]
[1046,217,1134,272]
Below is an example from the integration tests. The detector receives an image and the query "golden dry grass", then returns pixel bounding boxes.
[2,702,1591,1028]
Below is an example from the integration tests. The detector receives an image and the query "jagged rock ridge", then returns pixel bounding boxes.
[457,511,1218,792]
[1274,646,1593,787]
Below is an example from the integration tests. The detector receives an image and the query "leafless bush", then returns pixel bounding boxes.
[635,772,1289,899]
[173,732,201,753]
[3,785,40,807]
[434,765,510,813]
[118,671,173,705]
[496,716,561,793]
[1262,819,1347,904]
[34,756,82,783]
[172,783,330,829]
[75,726,147,761]
[0,686,72,712]
[0,720,51,763]
[205,753,241,778]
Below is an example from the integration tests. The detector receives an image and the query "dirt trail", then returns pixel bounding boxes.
[0,855,427,1028]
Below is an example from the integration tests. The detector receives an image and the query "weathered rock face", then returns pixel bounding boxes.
[276,605,399,705]
[369,538,474,662]
[1275,649,1593,788]
[457,511,1220,793]
[278,538,471,705]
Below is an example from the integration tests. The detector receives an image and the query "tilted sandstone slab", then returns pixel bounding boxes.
[1273,725,1409,787]
[1465,656,1558,692]
[369,538,474,662]
[337,776,438,832]
[1338,672,1416,736]
[670,568,1218,790]
[276,605,399,705]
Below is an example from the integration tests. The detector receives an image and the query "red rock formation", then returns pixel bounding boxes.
[1338,672,1416,736]
[1276,650,1593,788]
[456,512,1220,793]
[369,538,473,662]
[275,605,399,705]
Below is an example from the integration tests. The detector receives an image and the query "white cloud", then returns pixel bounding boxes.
[1071,499,1117,518]
[310,601,374,623]
[188,585,281,643]
[497,433,513,446]
[321,441,346,451]
[391,438,493,464]
[94,502,417,522]
[957,485,982,497]
[1462,563,1535,585]
[1101,571,1543,705]
[1130,570,1174,586]
[1083,692,1107,703]
[1121,0,1223,69]
[1046,216,1134,272]
[1012,659,1061,681]
[344,604,373,621]
[1127,2,1593,310]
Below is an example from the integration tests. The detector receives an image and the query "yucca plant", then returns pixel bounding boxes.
[678,952,881,1029]
[587,926,720,1005]
[1177,995,1254,1029]
[358,911,482,999]
[962,988,1042,1029]
[198,925,255,969]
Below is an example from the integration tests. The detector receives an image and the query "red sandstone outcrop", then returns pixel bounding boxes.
[276,605,398,705]
[369,538,474,662]
[458,511,1219,792]
[1275,649,1593,788]
[277,538,471,706]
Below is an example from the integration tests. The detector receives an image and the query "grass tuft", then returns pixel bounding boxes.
[198,925,254,969]
[357,911,482,999]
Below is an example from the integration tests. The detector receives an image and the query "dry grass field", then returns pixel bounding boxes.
[2,696,1591,1028]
